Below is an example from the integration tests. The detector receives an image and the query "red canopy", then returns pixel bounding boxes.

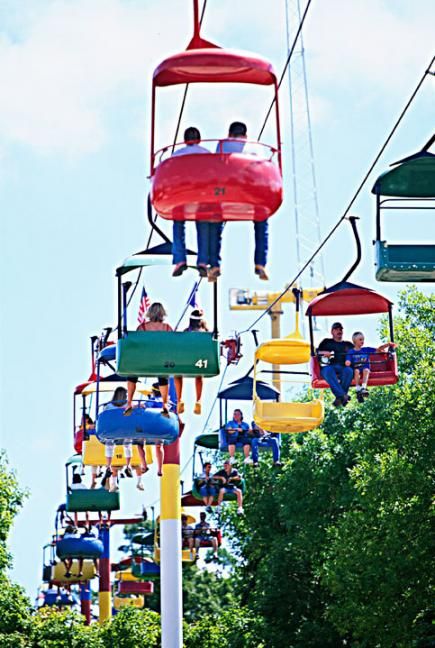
[306,284,393,316]
[153,49,277,87]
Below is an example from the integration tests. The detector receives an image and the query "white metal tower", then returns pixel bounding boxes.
[285,0,326,290]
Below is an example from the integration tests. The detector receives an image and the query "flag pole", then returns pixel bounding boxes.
[160,435,182,647]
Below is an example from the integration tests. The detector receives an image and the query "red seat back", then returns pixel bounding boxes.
[311,353,398,389]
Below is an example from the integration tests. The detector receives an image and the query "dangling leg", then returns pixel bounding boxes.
[254,220,269,280]
[208,222,223,282]
[155,444,164,477]
[174,376,184,414]
[196,221,210,277]
[158,378,170,416]
[194,377,203,414]
[124,378,138,415]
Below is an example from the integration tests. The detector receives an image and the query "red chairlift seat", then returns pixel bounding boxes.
[150,34,283,222]
[306,281,399,389]
[117,581,154,596]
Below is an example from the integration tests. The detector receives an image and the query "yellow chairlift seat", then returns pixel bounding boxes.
[115,569,140,582]
[255,331,311,365]
[82,435,153,468]
[81,382,151,397]
[253,316,324,433]
[253,398,324,433]
[154,512,196,564]
[114,595,145,610]
[52,560,97,583]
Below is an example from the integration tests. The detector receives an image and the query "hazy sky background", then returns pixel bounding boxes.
[0,0,434,599]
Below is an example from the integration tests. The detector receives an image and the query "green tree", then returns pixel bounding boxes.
[0,576,32,647]
[222,288,434,647]
[99,607,161,647]
[0,451,27,572]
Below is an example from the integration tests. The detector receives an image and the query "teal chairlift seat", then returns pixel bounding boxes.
[372,138,435,282]
[115,242,220,378]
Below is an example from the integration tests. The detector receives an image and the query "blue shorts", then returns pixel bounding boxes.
[199,484,217,497]
[239,436,252,446]
[354,363,370,373]
[221,485,237,494]
[225,432,238,446]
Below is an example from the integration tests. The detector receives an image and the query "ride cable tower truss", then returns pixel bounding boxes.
[285,0,325,291]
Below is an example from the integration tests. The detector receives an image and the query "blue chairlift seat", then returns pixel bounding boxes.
[56,536,104,560]
[96,405,179,446]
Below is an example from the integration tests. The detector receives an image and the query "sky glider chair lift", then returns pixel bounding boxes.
[372,136,435,282]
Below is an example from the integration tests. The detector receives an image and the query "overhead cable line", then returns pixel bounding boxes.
[257,0,313,141]
[245,55,435,332]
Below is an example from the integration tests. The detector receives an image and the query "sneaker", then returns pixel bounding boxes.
[356,391,365,404]
[193,402,202,415]
[237,507,244,515]
[172,262,187,277]
[255,265,269,281]
[253,462,259,468]
[161,408,170,418]
[361,388,369,398]
[136,483,144,491]
[273,461,283,467]
[123,406,133,416]
[197,264,208,278]
[177,401,185,415]
[124,466,133,478]
[207,266,221,282]
[243,457,253,465]
[342,394,350,406]
[332,397,343,407]
[205,505,212,513]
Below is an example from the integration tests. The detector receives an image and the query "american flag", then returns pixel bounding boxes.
[137,287,151,324]
[187,281,200,309]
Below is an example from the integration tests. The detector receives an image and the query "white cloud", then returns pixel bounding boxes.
[0,0,188,155]
[0,0,432,158]
[304,0,435,90]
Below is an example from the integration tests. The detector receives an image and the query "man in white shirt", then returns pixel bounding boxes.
[171,127,211,277]
[216,122,270,281]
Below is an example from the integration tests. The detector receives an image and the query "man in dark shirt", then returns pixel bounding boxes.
[214,460,244,515]
[317,322,353,406]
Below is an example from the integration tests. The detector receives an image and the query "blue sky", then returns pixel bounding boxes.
[0,0,434,599]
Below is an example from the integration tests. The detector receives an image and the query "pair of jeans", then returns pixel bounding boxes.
[196,221,223,267]
[172,221,186,264]
[251,436,280,463]
[254,221,268,266]
[199,484,217,498]
[320,364,353,399]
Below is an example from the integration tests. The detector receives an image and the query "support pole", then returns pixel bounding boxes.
[160,437,182,648]
[269,302,283,393]
[80,582,91,625]
[98,524,111,624]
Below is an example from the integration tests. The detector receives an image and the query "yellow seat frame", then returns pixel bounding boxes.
[52,560,97,583]
[113,595,144,609]
[82,435,153,467]
[253,318,324,434]
[115,569,140,582]
[154,512,196,564]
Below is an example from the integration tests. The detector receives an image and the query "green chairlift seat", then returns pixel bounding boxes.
[66,488,120,513]
[117,331,220,378]
[372,147,435,282]
[65,455,120,512]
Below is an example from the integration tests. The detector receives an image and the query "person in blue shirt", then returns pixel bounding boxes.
[216,121,269,281]
[250,422,281,467]
[345,331,397,402]
[223,408,250,464]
